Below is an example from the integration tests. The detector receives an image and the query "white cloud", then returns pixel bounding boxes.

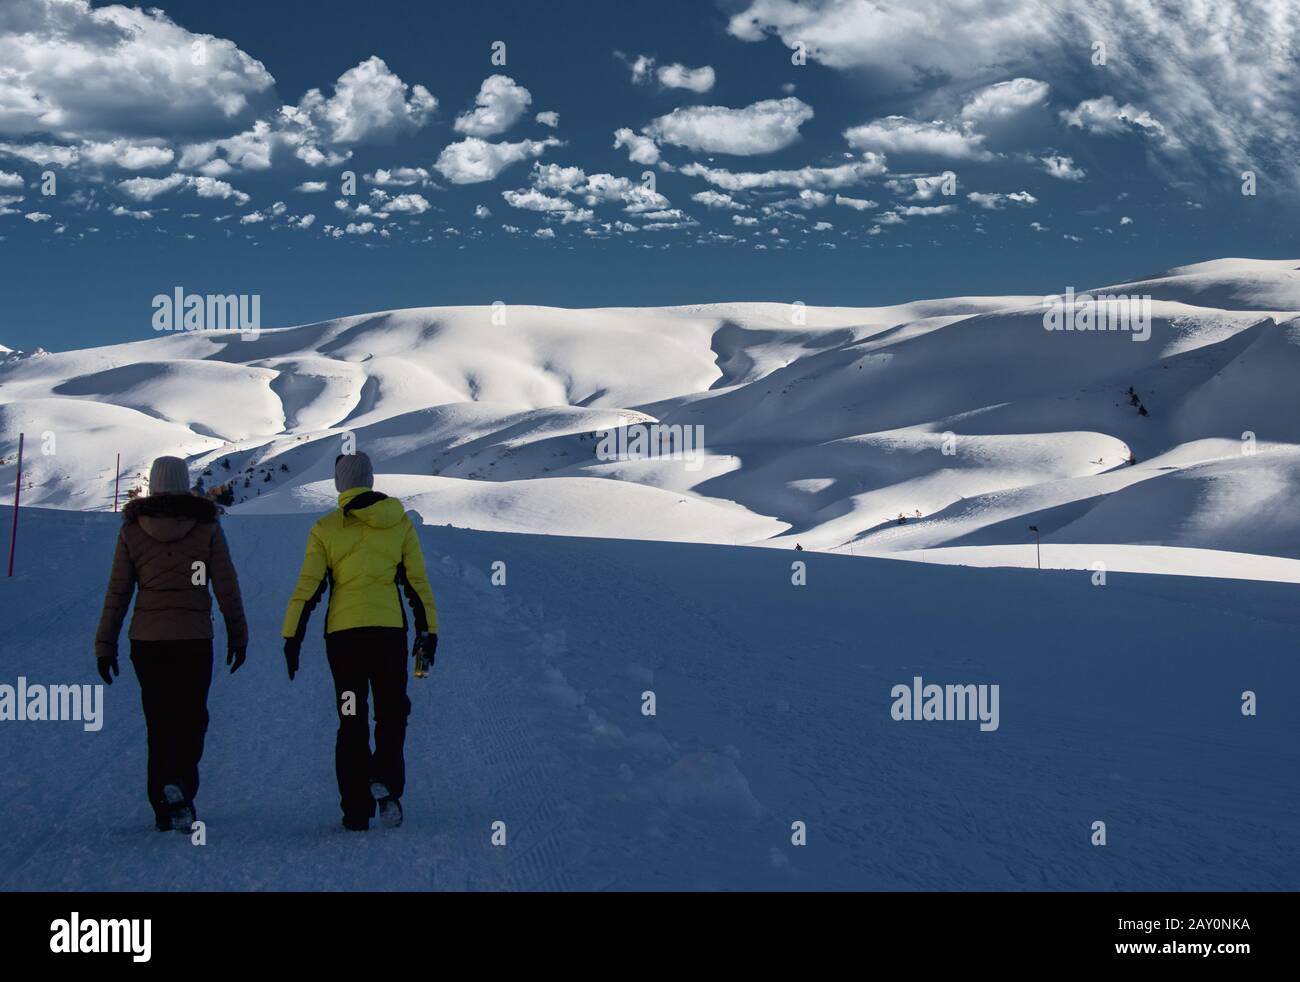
[110,205,152,219]
[534,226,556,239]
[190,175,249,204]
[531,163,587,195]
[844,116,992,161]
[959,78,1050,125]
[503,188,574,213]
[834,194,876,210]
[24,211,50,222]
[512,165,671,216]
[117,173,186,202]
[645,98,813,155]
[1061,96,1169,142]
[295,56,436,145]
[474,204,491,219]
[680,157,886,191]
[240,211,265,224]
[895,204,956,217]
[536,111,560,128]
[169,58,437,175]
[454,75,531,138]
[0,171,24,189]
[623,54,714,91]
[381,193,430,214]
[0,0,274,141]
[179,120,274,172]
[579,173,668,212]
[117,172,249,205]
[366,167,431,187]
[78,139,174,169]
[295,181,328,193]
[657,64,716,93]
[0,142,74,166]
[691,190,746,210]
[967,190,1037,209]
[621,54,656,85]
[773,189,832,209]
[434,137,560,184]
[727,0,1060,78]
[889,174,956,201]
[640,209,687,222]
[1040,153,1085,180]
[729,1,1296,184]
[613,128,660,165]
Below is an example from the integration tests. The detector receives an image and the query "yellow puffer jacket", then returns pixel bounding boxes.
[281,487,439,640]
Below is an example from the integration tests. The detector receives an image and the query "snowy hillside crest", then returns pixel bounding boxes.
[3,257,1300,580]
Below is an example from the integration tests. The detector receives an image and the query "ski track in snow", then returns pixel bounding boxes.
[1,506,1298,890]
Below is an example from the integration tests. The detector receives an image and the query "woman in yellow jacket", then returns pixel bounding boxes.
[282,452,439,831]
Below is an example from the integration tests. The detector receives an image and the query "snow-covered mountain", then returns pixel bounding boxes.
[3,257,1299,579]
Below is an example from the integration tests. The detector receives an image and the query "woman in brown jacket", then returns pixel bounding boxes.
[95,456,248,831]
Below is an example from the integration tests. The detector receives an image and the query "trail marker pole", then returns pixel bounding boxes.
[114,452,121,513]
[1029,525,1040,571]
[8,432,24,577]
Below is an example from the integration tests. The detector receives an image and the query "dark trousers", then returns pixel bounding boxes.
[130,639,214,824]
[325,627,411,821]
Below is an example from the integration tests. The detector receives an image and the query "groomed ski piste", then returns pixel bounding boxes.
[2,505,1298,890]
[1,257,1298,889]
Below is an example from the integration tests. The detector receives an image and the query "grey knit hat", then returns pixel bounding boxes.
[149,456,191,495]
[335,451,374,492]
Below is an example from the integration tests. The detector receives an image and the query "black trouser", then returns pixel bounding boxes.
[325,627,411,822]
[130,639,214,825]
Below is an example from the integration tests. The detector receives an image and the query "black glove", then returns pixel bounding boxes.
[283,638,300,681]
[227,645,246,674]
[413,632,437,666]
[97,654,119,686]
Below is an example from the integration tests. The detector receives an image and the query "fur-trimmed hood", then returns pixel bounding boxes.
[124,493,217,542]
[96,492,246,658]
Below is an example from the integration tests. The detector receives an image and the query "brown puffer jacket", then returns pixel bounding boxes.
[95,494,248,660]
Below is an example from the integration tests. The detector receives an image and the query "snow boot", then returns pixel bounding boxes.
[371,782,403,828]
[162,783,195,832]
[341,815,370,831]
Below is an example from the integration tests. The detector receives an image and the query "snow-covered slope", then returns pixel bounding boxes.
[2,505,1297,890]
[3,257,1299,577]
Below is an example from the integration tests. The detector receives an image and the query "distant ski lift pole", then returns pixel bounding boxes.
[8,432,23,577]
[1028,525,1040,571]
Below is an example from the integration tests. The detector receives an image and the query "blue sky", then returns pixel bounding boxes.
[1,0,1297,351]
